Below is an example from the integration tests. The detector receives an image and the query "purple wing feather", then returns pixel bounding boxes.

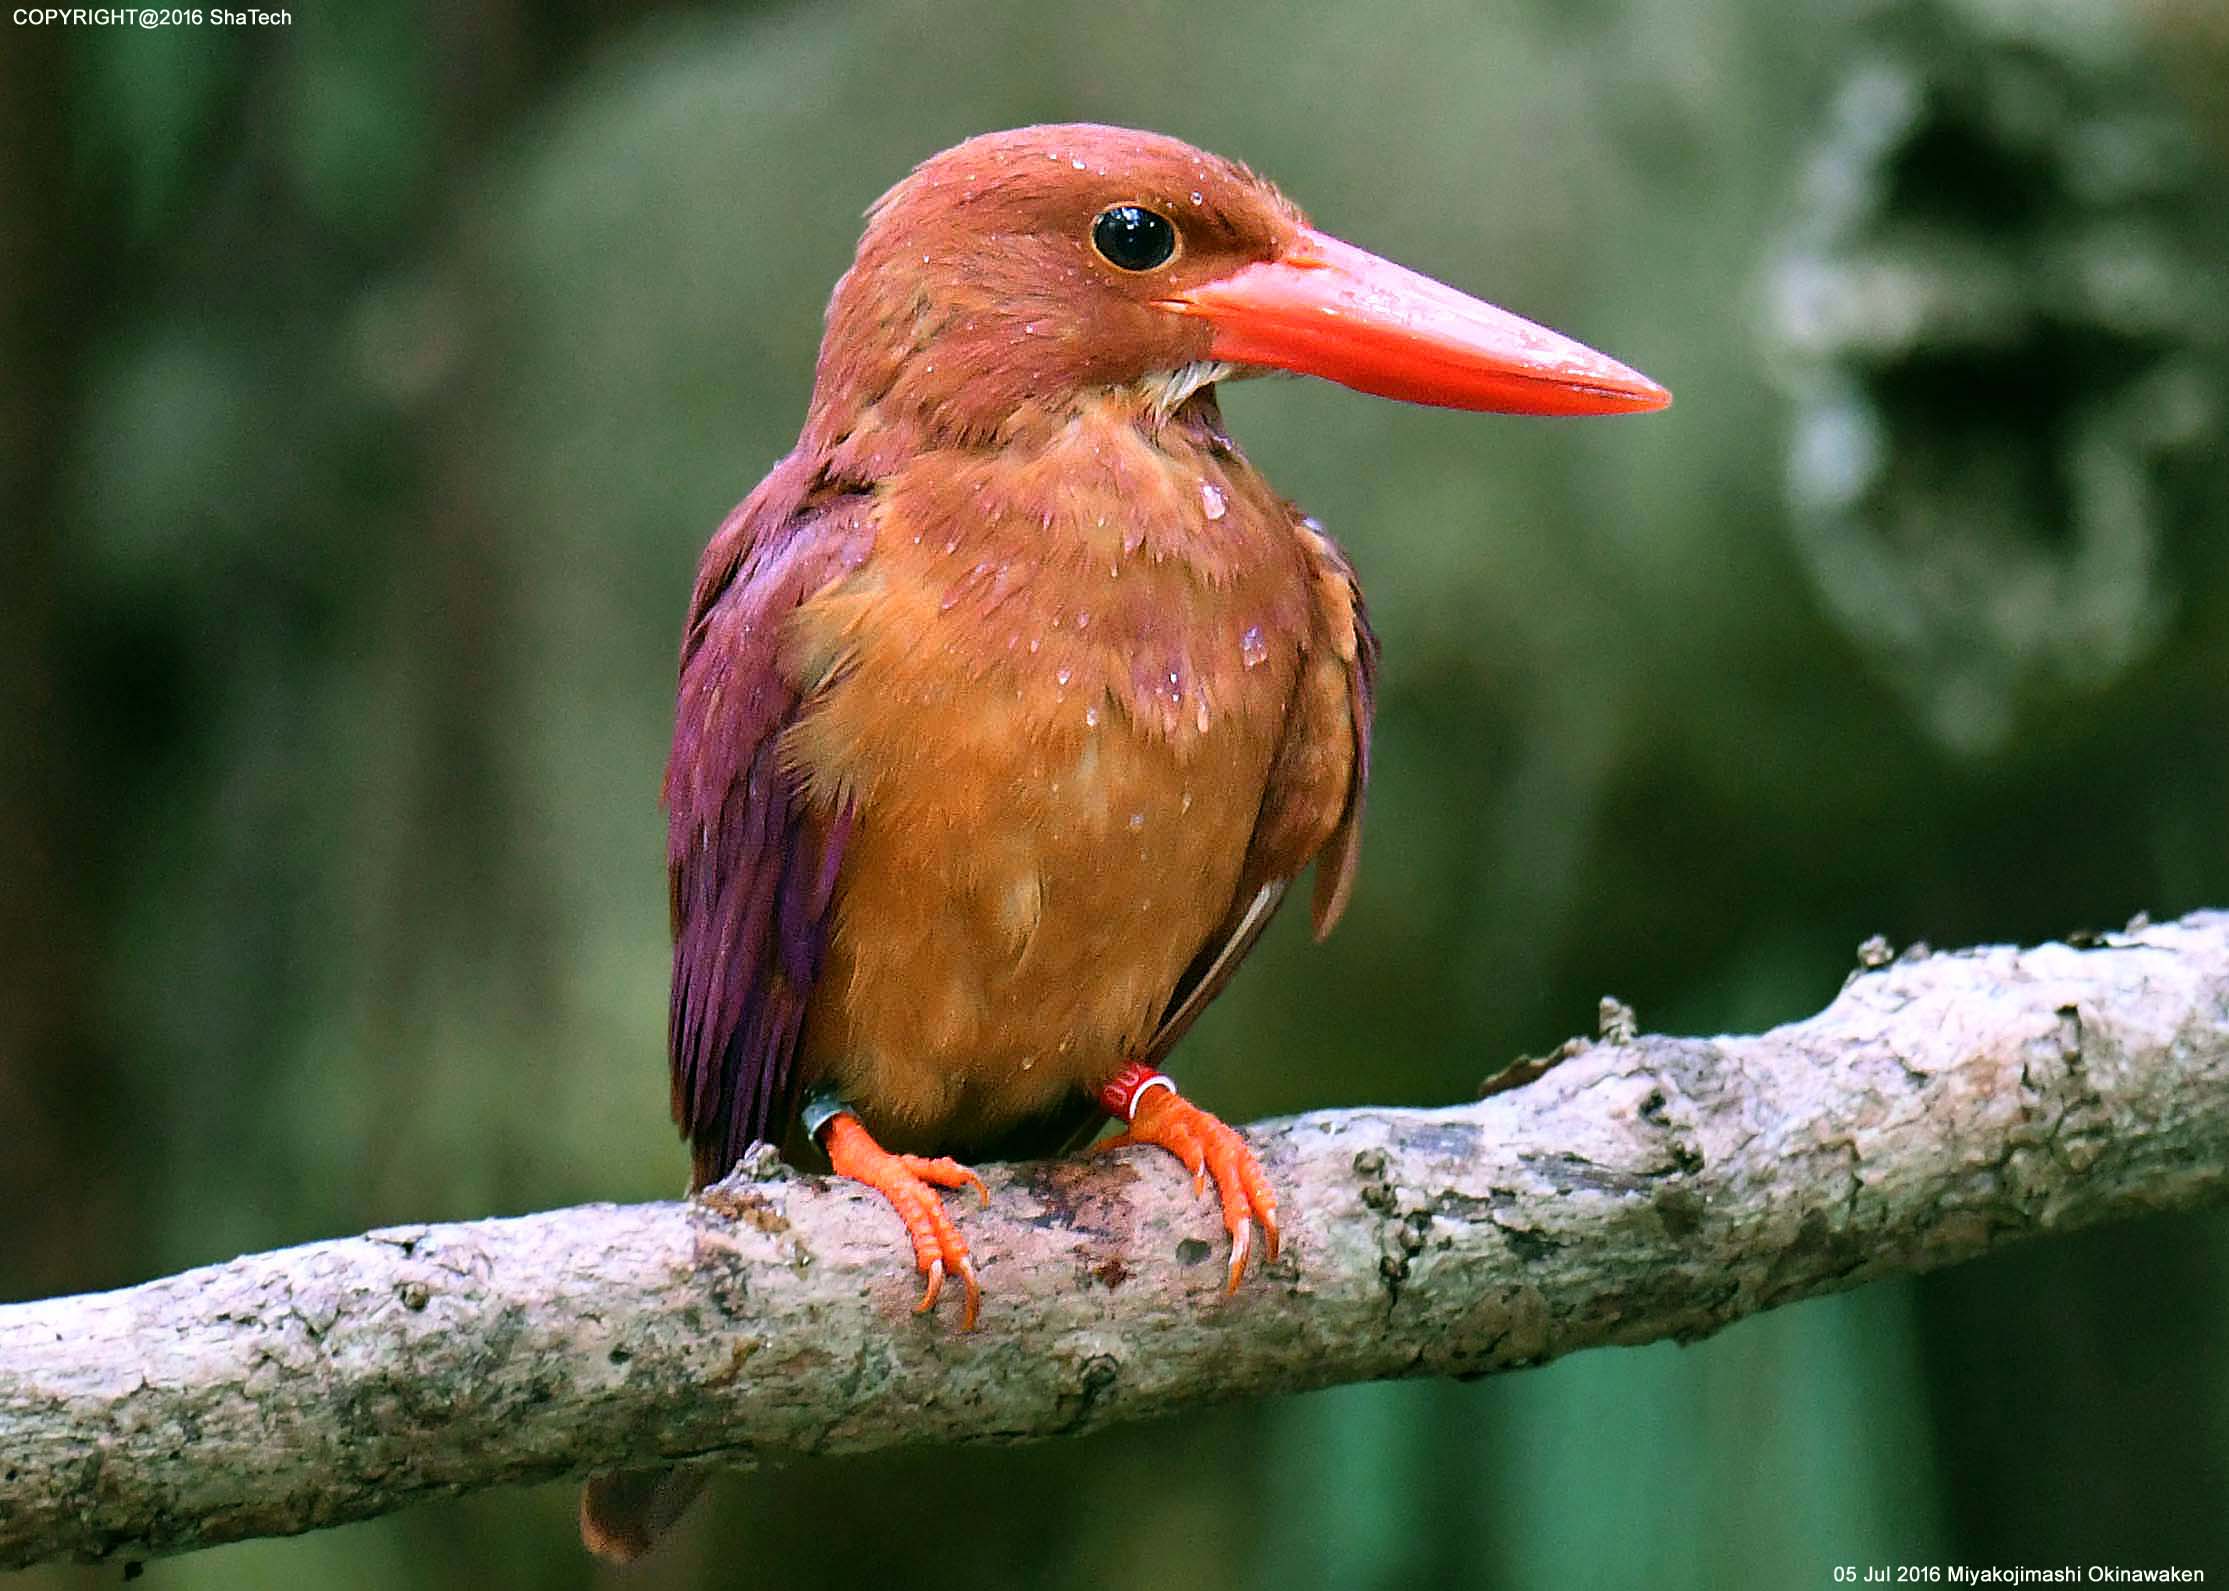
[664,458,872,1187]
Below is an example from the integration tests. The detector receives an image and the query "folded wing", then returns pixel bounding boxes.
[665,459,875,1187]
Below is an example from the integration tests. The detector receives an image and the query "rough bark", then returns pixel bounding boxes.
[5,911,2228,1570]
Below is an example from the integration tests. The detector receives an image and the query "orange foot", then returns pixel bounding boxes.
[823,1112,989,1329]
[1097,1088,1281,1293]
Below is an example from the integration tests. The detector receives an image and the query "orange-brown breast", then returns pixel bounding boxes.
[777,398,1347,1153]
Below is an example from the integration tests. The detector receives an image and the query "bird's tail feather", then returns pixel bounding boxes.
[579,1465,706,1562]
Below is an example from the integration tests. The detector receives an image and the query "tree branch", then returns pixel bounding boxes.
[7,912,2229,1569]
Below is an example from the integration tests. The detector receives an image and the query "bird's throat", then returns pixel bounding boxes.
[1139,361,1238,425]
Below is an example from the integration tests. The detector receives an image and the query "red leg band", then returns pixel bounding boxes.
[1099,1060,1178,1122]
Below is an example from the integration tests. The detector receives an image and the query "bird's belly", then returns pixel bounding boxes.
[794,624,1294,1153]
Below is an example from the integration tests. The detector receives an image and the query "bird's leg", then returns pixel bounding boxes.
[806,1090,988,1329]
[1092,1061,1281,1292]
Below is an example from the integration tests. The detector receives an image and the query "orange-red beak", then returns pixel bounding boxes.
[1160,228,1670,417]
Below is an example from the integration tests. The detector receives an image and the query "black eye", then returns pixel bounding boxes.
[1091,205,1177,272]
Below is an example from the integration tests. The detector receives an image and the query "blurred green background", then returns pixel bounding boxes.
[6,0,2228,1586]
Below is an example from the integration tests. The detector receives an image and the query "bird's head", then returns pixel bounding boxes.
[805,124,1668,459]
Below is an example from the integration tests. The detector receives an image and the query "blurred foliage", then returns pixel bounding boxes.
[1766,0,2228,753]
[4,0,2227,1588]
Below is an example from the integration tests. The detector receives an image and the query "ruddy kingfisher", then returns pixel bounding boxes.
[581,123,1666,1557]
